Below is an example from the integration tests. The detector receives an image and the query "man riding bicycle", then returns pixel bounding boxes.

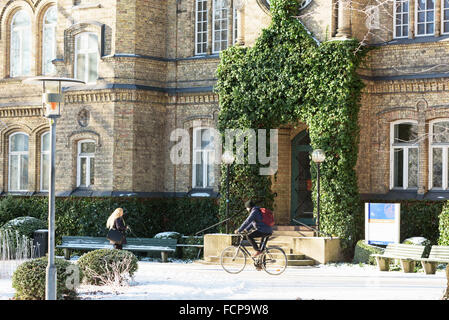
[234,200,273,259]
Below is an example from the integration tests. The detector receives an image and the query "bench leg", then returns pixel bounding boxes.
[422,262,437,275]
[400,260,415,273]
[161,251,168,263]
[64,249,70,260]
[376,257,390,271]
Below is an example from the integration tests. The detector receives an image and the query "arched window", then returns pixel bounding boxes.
[41,132,50,191]
[75,33,99,83]
[42,6,57,75]
[10,10,31,77]
[77,140,95,187]
[390,121,419,190]
[429,120,449,189]
[9,133,29,191]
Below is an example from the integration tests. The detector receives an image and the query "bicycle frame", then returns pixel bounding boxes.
[235,232,268,264]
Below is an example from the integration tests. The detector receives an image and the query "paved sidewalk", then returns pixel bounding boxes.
[1,261,447,300]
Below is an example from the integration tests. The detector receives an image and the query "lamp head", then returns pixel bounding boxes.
[221,151,235,165]
[311,149,326,163]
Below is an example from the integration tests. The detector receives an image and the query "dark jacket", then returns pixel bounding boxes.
[237,207,272,234]
[113,217,127,244]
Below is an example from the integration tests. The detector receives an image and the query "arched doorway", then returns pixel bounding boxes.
[291,130,314,225]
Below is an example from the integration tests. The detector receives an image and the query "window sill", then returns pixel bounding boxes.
[70,3,102,11]
[377,34,449,46]
[187,188,217,198]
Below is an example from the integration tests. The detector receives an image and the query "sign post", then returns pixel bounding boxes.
[365,203,400,245]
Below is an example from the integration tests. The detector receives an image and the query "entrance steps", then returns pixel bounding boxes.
[198,226,318,267]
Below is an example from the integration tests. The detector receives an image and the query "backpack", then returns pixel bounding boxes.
[260,208,275,227]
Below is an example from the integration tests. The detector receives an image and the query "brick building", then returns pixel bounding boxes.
[0,0,448,225]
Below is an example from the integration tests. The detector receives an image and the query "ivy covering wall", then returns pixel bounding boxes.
[215,0,368,248]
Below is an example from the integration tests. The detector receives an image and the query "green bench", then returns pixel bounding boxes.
[57,236,177,262]
[371,243,426,273]
[415,245,449,275]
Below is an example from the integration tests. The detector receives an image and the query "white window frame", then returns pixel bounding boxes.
[233,6,239,44]
[77,139,95,188]
[42,6,57,75]
[390,120,419,190]
[212,0,229,53]
[8,132,29,192]
[192,127,215,189]
[195,0,208,55]
[74,32,99,84]
[429,119,449,190]
[40,132,50,192]
[393,0,410,39]
[415,0,435,37]
[441,0,449,34]
[10,10,31,77]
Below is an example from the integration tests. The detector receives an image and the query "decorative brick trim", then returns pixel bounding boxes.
[0,107,42,118]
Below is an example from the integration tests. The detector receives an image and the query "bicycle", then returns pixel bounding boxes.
[220,231,288,275]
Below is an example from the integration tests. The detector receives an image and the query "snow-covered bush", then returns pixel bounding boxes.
[0,216,47,238]
[154,231,182,240]
[352,240,384,265]
[77,249,138,286]
[12,257,79,300]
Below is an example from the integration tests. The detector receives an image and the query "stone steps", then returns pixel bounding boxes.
[199,229,318,267]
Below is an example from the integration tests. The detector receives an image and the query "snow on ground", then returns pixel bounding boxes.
[1,259,446,300]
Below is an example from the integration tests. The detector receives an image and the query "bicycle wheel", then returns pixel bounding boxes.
[220,246,246,274]
[262,246,287,275]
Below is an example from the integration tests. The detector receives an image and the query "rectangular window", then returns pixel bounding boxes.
[9,133,29,192]
[443,0,449,33]
[416,0,435,36]
[77,140,95,187]
[233,7,239,44]
[430,121,449,189]
[193,128,215,188]
[391,122,419,190]
[432,147,443,188]
[195,0,208,55]
[394,0,409,38]
[40,132,50,192]
[212,0,228,53]
[75,33,98,83]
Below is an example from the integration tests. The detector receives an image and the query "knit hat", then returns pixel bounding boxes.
[244,200,255,209]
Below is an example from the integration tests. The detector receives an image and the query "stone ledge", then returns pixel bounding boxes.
[292,237,344,264]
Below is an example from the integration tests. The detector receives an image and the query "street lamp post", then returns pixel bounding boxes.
[221,151,235,234]
[311,149,326,236]
[22,76,84,300]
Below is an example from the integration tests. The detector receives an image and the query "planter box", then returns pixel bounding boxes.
[203,234,239,262]
[293,237,344,264]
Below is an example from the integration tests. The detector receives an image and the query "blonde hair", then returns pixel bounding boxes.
[106,208,124,229]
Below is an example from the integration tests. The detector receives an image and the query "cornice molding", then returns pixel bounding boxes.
[0,106,42,117]
[362,78,449,94]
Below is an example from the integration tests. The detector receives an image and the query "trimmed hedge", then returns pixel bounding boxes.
[77,249,138,285]
[439,202,449,246]
[0,196,218,253]
[0,216,47,238]
[12,257,79,300]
